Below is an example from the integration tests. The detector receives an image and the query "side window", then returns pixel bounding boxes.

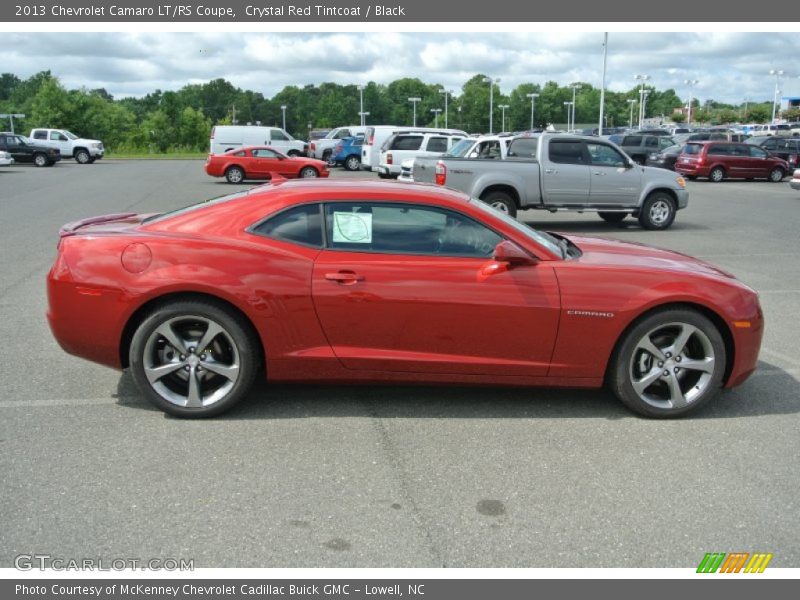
[762,138,777,150]
[333,129,350,139]
[644,137,659,149]
[33,131,47,140]
[426,137,448,153]
[271,129,288,141]
[749,146,768,159]
[507,138,537,159]
[233,151,246,157]
[708,145,729,156]
[586,143,627,167]
[623,136,643,146]
[252,148,278,158]
[50,132,67,141]
[324,203,501,258]
[549,141,586,165]
[659,137,675,150]
[251,204,322,248]
[390,135,423,151]
[477,140,502,159]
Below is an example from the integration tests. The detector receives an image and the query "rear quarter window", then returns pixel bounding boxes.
[390,135,424,151]
[683,143,703,155]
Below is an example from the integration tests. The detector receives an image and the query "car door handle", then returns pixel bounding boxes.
[325,271,364,284]
[592,171,607,176]
[545,168,557,174]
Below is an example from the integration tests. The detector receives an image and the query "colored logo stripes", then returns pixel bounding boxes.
[697,552,773,573]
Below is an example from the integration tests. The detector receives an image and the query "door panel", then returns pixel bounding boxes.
[312,251,560,375]
[542,140,591,205]
[586,142,641,206]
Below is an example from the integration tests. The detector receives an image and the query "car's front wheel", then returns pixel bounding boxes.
[638,192,676,230]
[33,153,49,167]
[129,300,260,418]
[225,166,245,184]
[768,167,785,183]
[299,166,319,178]
[608,308,726,418]
[75,149,91,164]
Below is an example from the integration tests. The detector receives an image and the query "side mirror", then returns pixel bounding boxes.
[493,240,537,266]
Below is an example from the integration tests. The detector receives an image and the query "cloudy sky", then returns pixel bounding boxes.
[2,32,799,103]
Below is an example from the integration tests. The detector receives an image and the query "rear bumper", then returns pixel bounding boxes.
[675,164,708,177]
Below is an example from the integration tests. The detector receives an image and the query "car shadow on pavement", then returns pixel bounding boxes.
[113,359,798,421]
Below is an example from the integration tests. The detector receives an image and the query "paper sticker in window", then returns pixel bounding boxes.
[332,212,372,243]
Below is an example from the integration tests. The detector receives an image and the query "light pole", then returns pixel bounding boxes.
[357,85,365,126]
[359,111,370,125]
[482,76,500,133]
[408,97,421,127]
[634,74,650,129]
[498,104,510,132]
[684,79,699,126]
[627,99,636,128]
[563,102,573,130]
[280,105,287,131]
[769,69,784,123]
[439,88,452,128]
[569,84,582,132]
[430,108,442,128]
[640,89,650,127]
[526,93,539,130]
[457,106,462,129]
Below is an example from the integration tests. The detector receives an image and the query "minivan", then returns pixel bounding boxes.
[676,141,790,182]
[210,125,307,156]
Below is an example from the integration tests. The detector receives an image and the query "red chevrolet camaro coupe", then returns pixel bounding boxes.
[205,146,329,183]
[47,180,763,418]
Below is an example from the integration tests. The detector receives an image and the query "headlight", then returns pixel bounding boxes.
[92,143,101,148]
[676,176,686,188]
[649,153,659,160]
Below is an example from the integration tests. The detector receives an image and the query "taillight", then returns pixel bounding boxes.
[386,153,393,165]
[368,134,374,145]
[310,142,316,151]
[697,155,705,166]
[435,161,446,185]
[790,154,798,166]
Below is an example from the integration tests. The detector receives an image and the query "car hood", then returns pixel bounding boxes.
[76,138,102,145]
[561,234,736,279]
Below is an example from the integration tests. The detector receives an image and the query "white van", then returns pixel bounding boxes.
[377,129,468,178]
[210,125,307,156]
[360,126,401,172]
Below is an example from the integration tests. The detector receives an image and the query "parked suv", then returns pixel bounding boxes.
[676,141,790,182]
[29,128,104,163]
[329,135,365,170]
[610,134,676,164]
[377,129,467,178]
[0,132,61,166]
[756,136,800,169]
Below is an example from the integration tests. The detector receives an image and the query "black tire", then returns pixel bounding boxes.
[87,157,97,164]
[598,211,628,224]
[322,149,332,163]
[344,155,361,171]
[481,191,518,218]
[287,150,301,157]
[708,166,725,182]
[75,149,91,164]
[638,192,676,230]
[299,166,319,178]
[686,175,697,180]
[33,153,49,167]
[129,299,260,418]
[225,166,245,184]
[768,167,785,183]
[607,307,726,418]
[377,172,391,179]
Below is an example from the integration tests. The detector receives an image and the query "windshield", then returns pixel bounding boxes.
[143,191,249,224]
[469,198,564,258]
[445,138,475,157]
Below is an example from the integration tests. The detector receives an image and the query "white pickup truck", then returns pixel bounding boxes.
[413,133,689,230]
[29,128,104,163]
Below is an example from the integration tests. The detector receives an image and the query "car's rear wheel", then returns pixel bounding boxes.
[598,211,628,224]
[608,308,726,418]
[344,155,361,171]
[75,149,91,164]
[638,192,675,230]
[768,167,785,182]
[34,153,51,167]
[225,166,245,184]
[481,191,518,218]
[709,166,725,182]
[129,300,259,418]
[299,166,319,178]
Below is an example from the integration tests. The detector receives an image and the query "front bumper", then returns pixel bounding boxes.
[674,188,689,209]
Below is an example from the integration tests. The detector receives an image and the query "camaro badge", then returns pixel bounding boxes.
[567,310,615,318]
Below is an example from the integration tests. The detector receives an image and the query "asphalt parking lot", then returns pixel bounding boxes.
[1,159,798,568]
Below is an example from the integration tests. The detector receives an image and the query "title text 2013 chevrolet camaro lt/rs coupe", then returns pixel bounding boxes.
[47,181,763,418]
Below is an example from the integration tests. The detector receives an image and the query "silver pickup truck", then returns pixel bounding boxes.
[413,133,689,230]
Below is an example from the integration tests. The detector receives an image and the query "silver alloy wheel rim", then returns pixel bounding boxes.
[228,169,243,183]
[301,168,318,178]
[346,157,359,170]
[649,199,671,225]
[770,169,782,182]
[142,315,241,408]
[629,321,716,410]
[35,155,47,166]
[490,200,510,213]
[711,169,723,182]
[77,151,89,164]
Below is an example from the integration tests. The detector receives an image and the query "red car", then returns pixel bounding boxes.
[675,141,789,182]
[205,146,329,183]
[47,181,763,419]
